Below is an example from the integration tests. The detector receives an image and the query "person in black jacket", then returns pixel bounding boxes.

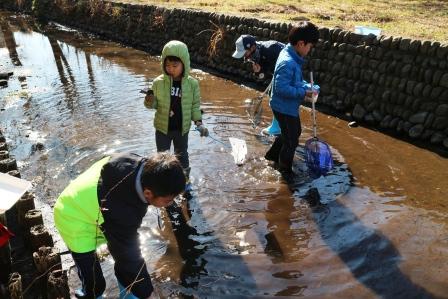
[232,34,285,79]
[54,152,186,299]
[233,34,285,135]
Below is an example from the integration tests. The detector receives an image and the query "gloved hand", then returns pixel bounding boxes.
[144,94,154,109]
[196,124,209,137]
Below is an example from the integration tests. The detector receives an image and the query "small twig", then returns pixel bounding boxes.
[22,262,62,295]
[196,29,214,36]
[202,276,222,287]
[120,262,146,296]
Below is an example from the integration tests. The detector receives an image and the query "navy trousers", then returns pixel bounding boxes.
[265,110,301,171]
[71,251,106,298]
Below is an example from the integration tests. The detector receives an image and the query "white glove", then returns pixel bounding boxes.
[305,90,318,103]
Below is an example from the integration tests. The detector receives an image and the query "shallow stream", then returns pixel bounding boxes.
[1,12,447,298]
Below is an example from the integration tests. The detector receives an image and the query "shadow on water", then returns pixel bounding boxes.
[260,149,437,298]
[276,160,436,298]
[306,191,436,299]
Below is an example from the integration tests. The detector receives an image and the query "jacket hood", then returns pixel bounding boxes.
[286,43,304,66]
[161,40,191,79]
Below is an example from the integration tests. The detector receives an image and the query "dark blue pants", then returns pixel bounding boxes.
[265,110,301,171]
[156,130,190,177]
[71,251,106,298]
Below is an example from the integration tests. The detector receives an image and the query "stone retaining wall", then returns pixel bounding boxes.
[2,0,448,151]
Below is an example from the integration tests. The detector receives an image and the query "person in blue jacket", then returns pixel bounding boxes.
[233,35,285,135]
[265,22,320,174]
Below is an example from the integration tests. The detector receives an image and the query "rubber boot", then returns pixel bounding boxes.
[183,167,192,200]
[278,157,294,182]
[74,289,103,299]
[261,116,281,136]
[118,281,139,299]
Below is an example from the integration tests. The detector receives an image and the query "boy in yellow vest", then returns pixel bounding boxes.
[54,152,185,298]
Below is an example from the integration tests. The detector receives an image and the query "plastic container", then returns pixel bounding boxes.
[354,26,381,36]
[0,173,32,213]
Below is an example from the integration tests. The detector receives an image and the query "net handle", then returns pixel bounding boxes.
[310,71,317,138]
[259,79,273,99]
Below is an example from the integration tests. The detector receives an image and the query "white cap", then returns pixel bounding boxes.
[232,35,256,59]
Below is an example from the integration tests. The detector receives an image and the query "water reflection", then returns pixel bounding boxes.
[264,194,310,264]
[0,18,22,65]
[165,202,207,291]
[47,35,77,110]
[84,51,98,98]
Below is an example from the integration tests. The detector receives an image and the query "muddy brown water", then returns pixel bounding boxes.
[1,12,447,299]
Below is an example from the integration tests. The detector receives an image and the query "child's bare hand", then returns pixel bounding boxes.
[252,63,261,73]
[144,94,154,109]
[305,90,313,98]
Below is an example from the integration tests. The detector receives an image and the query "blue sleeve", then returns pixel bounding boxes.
[273,62,307,100]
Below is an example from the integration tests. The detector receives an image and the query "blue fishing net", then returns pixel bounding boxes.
[305,138,333,177]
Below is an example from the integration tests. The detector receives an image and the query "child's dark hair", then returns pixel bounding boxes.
[164,56,184,77]
[141,152,186,197]
[165,55,182,63]
[288,21,319,46]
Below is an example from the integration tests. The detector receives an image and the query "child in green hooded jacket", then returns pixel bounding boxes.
[144,40,208,197]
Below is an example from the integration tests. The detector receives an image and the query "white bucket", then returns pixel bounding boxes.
[0,173,32,213]
[354,25,381,36]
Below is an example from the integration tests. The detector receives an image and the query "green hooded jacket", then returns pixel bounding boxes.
[148,40,202,135]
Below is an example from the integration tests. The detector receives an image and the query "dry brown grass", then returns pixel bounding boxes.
[196,21,226,59]
[88,0,107,17]
[108,0,448,43]
[152,11,165,29]
[55,0,74,14]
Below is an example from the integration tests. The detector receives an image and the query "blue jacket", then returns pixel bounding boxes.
[254,40,285,75]
[269,44,308,117]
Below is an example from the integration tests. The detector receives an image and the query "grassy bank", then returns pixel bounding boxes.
[111,0,448,43]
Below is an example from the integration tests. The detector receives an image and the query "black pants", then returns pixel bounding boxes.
[265,110,301,171]
[155,130,189,174]
[71,251,106,298]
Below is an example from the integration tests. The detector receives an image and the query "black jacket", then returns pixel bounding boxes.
[98,153,153,298]
[254,40,285,75]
